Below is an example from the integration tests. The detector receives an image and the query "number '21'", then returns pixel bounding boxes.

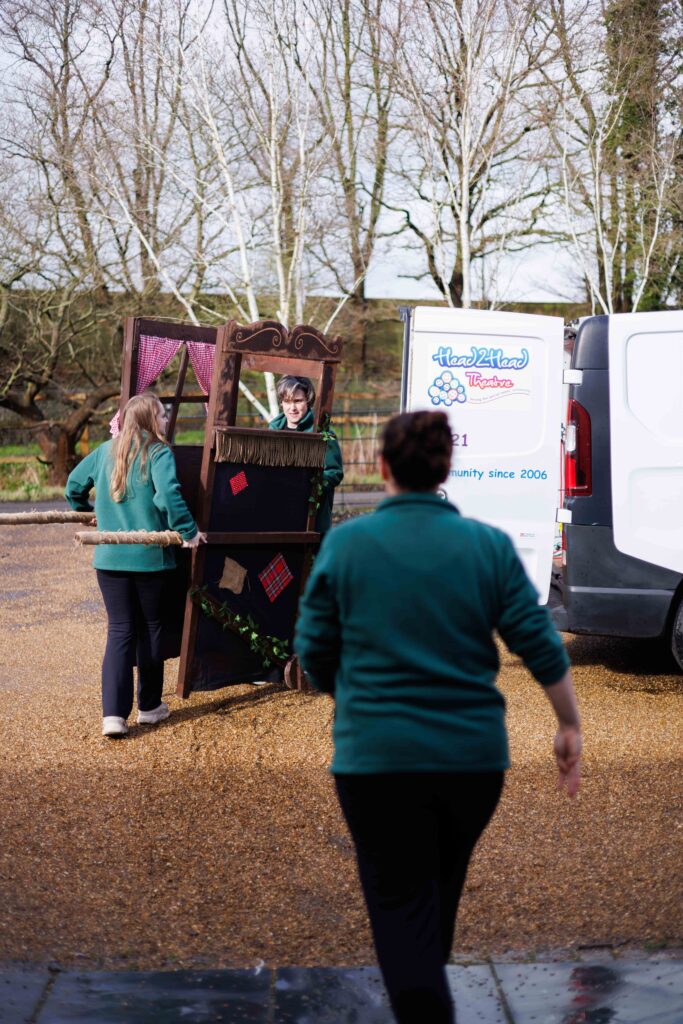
[453,433,469,447]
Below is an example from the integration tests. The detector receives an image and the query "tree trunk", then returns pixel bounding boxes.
[348,286,371,366]
[35,426,81,486]
[447,265,464,307]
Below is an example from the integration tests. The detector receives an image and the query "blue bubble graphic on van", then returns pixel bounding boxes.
[428,370,467,407]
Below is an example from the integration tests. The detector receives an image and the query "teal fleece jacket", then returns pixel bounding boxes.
[294,492,570,774]
[268,408,343,533]
[65,438,198,572]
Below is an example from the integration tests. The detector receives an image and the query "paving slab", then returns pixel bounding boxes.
[446,965,508,1024]
[38,969,272,1023]
[494,960,683,1024]
[0,970,50,1024]
[273,965,505,1023]
[274,967,391,1023]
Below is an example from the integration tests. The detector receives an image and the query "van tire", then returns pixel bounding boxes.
[669,598,683,672]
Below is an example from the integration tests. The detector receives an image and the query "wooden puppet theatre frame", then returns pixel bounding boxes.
[115,316,342,697]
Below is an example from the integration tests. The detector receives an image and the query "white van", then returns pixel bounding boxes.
[556,311,683,667]
[401,307,683,668]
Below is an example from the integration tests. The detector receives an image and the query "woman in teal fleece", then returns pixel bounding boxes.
[295,410,582,1024]
[268,375,343,534]
[66,394,203,738]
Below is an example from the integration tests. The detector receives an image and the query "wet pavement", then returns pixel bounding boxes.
[1,960,681,1023]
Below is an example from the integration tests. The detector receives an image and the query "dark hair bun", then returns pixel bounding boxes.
[381,411,453,491]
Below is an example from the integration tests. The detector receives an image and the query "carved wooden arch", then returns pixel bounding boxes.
[212,319,343,434]
[228,319,342,362]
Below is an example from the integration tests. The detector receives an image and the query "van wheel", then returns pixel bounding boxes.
[669,599,683,671]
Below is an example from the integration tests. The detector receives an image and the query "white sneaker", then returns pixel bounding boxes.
[102,716,128,737]
[137,702,170,725]
[251,680,270,686]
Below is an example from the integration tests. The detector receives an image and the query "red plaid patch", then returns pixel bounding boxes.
[258,554,293,602]
[230,471,248,496]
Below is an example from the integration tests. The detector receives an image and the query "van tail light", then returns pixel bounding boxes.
[565,398,592,496]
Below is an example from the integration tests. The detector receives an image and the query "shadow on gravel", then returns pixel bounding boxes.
[95,686,287,740]
[145,683,317,734]
[564,633,683,690]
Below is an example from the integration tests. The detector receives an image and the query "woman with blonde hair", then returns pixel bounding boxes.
[66,394,203,737]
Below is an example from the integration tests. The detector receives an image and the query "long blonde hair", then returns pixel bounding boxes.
[110,394,167,502]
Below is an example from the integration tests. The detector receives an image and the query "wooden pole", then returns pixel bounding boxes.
[0,511,96,525]
[75,530,182,546]
[166,344,190,443]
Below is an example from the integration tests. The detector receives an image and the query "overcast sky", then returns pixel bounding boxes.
[365,240,581,304]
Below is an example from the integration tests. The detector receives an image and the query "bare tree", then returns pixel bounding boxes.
[0,0,125,480]
[0,0,278,464]
[302,0,397,363]
[146,0,339,415]
[542,0,680,313]
[384,0,556,308]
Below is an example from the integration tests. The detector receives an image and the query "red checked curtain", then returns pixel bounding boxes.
[109,336,217,436]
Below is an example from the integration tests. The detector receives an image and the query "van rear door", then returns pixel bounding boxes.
[609,310,683,573]
[403,307,564,602]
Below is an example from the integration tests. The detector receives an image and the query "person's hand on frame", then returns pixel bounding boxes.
[554,725,582,797]
[182,531,206,548]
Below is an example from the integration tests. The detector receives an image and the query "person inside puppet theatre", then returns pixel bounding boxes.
[294,410,582,1024]
[65,394,205,738]
[268,374,344,536]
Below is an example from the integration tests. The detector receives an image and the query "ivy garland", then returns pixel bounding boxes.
[190,586,290,667]
[308,473,326,511]
[309,413,334,511]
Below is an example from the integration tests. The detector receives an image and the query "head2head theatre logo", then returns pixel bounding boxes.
[427,344,531,407]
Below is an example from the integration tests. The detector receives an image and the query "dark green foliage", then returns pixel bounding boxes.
[601,0,682,311]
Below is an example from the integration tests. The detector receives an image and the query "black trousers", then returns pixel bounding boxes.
[96,569,168,719]
[335,771,504,1024]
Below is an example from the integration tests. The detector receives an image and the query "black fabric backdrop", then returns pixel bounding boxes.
[190,542,309,689]
[209,462,313,532]
[190,461,315,690]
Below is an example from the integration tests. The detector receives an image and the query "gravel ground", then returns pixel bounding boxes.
[0,520,681,971]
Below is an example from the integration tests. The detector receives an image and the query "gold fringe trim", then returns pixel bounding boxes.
[214,429,326,468]
[75,530,182,546]
[0,510,96,525]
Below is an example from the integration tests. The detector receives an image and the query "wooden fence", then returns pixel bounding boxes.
[0,392,401,487]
